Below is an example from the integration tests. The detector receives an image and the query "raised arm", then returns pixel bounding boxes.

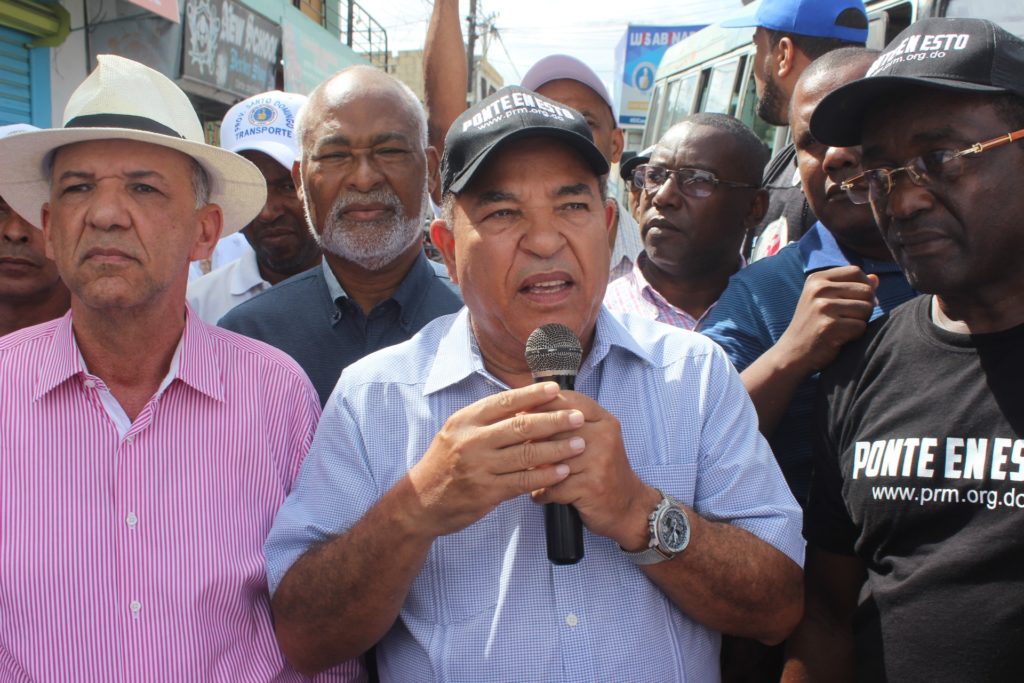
[741,266,877,435]
[424,0,467,157]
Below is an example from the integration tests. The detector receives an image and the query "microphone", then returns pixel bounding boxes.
[525,323,584,566]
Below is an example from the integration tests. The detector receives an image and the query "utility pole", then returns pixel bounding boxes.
[466,0,478,100]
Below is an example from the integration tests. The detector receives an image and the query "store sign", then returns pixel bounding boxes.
[182,0,280,97]
[613,25,704,127]
[125,0,181,23]
[281,6,366,96]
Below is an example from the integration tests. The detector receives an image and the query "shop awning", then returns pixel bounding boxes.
[0,0,70,46]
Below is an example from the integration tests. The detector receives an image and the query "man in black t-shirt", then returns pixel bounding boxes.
[782,18,1024,682]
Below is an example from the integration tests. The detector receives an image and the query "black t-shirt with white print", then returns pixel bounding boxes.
[806,294,1024,682]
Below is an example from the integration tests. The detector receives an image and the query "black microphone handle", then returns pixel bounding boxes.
[536,373,584,565]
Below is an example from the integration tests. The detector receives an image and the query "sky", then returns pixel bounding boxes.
[364,0,747,94]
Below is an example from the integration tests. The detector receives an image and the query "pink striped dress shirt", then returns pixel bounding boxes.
[0,308,365,682]
[603,255,711,331]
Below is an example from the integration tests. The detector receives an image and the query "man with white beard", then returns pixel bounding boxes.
[220,66,463,406]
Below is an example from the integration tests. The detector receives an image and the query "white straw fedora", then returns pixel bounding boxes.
[0,54,266,234]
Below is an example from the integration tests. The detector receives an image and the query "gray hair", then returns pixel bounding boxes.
[294,65,429,160]
[190,157,211,208]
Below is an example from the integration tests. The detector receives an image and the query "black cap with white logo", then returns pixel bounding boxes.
[441,85,610,196]
[811,17,1024,146]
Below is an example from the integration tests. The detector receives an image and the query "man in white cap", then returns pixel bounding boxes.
[424,0,643,281]
[0,55,362,681]
[188,91,321,323]
[0,124,70,336]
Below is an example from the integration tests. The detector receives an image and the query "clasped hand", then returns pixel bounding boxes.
[406,381,651,548]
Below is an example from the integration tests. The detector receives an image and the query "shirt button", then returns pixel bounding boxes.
[126,512,138,528]
[83,379,96,389]
[124,435,135,445]
[565,613,579,627]
[129,600,142,617]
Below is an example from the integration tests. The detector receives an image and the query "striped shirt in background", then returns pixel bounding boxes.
[604,252,739,331]
[0,308,365,682]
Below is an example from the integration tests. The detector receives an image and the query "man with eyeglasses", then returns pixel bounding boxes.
[604,114,768,329]
[781,18,1024,682]
[701,46,918,683]
[702,48,917,508]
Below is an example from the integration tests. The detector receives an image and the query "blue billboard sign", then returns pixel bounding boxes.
[614,25,705,127]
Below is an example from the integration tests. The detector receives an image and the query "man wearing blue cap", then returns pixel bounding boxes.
[722,0,868,258]
[784,17,1024,682]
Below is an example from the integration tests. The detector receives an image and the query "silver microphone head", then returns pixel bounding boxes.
[525,323,583,379]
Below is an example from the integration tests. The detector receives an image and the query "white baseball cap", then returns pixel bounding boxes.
[521,54,617,122]
[220,90,306,171]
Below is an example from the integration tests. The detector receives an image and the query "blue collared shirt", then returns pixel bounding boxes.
[266,307,803,682]
[701,222,917,503]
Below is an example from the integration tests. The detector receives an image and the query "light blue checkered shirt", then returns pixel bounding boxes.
[266,307,804,683]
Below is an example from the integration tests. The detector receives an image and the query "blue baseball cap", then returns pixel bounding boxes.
[720,0,868,44]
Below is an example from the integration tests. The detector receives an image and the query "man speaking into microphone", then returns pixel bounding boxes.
[264,86,804,681]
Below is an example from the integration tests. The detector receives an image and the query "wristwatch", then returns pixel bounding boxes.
[621,490,690,565]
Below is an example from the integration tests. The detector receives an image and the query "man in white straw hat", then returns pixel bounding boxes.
[0,55,364,681]
[188,90,322,324]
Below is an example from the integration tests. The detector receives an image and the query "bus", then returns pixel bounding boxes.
[640,0,1024,155]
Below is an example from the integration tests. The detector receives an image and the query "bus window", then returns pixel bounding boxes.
[643,83,664,147]
[699,58,740,115]
[944,0,1024,37]
[668,74,698,128]
[656,78,681,141]
[736,65,777,149]
[656,73,698,141]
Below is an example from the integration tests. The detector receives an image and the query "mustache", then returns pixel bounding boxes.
[331,188,403,220]
[0,245,45,266]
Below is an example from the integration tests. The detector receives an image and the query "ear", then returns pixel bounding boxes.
[425,145,441,205]
[291,160,303,198]
[744,189,770,229]
[41,203,55,260]
[604,196,617,248]
[430,218,459,284]
[609,128,625,164]
[189,204,224,261]
[776,36,797,79]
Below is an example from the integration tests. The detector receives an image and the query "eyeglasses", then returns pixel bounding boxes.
[634,164,759,199]
[841,127,1024,205]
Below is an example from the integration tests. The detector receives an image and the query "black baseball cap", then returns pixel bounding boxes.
[441,85,609,195]
[619,145,654,184]
[811,18,1024,146]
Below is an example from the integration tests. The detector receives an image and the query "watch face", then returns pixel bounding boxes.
[658,507,690,553]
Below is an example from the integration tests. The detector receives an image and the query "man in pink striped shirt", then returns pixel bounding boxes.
[0,56,363,681]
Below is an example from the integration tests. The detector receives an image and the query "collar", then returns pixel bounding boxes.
[422,306,653,397]
[610,200,644,270]
[322,251,438,333]
[799,221,902,275]
[229,248,270,296]
[33,306,225,403]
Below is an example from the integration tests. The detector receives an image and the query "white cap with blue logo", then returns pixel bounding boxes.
[220,90,307,171]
